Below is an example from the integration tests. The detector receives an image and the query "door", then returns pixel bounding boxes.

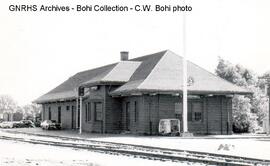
[77,107,80,128]
[58,106,61,123]
[126,102,130,131]
[71,106,75,129]
[48,107,51,120]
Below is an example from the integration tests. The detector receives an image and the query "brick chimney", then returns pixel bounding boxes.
[120,51,129,61]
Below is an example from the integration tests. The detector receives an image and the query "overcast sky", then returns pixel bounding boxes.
[0,0,269,106]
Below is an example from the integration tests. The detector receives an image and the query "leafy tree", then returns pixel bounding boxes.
[0,95,18,121]
[22,104,41,120]
[216,58,267,133]
[232,95,252,132]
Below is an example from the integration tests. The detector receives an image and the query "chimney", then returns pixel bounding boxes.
[120,51,129,61]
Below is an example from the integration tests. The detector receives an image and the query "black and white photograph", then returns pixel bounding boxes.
[0,0,270,165]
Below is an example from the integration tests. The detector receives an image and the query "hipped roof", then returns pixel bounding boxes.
[34,50,251,104]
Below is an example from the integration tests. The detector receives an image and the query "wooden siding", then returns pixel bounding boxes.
[43,101,76,129]
[41,89,233,135]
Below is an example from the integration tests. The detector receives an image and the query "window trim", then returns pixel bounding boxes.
[175,100,203,123]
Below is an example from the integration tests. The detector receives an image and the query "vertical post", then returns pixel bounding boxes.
[76,97,79,129]
[79,96,82,134]
[103,88,106,134]
[182,0,188,133]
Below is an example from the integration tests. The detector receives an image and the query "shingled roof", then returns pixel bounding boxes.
[34,50,250,104]
[111,51,251,95]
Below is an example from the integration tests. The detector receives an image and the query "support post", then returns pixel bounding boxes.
[76,97,79,129]
[103,88,106,134]
[79,96,82,134]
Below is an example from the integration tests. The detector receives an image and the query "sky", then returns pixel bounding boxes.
[0,0,269,106]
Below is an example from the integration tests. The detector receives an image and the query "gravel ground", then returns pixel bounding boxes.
[3,128,270,160]
[0,138,206,166]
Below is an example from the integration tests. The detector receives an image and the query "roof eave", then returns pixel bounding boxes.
[110,89,253,97]
[33,96,77,104]
[81,81,127,87]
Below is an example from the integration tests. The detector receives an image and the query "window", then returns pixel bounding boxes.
[192,102,203,122]
[175,103,182,120]
[66,106,70,111]
[134,101,138,122]
[85,102,91,122]
[176,101,203,122]
[194,112,202,121]
[94,102,102,121]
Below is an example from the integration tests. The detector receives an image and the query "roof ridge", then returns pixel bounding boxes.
[130,50,168,61]
[75,50,169,76]
[74,63,116,76]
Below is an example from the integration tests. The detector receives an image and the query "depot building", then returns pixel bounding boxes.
[34,50,250,135]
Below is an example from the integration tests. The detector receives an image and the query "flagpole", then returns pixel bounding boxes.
[182,0,188,134]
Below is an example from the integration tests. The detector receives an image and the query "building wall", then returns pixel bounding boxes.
[123,94,233,135]
[81,85,105,133]
[104,86,122,133]
[42,101,77,129]
[41,92,233,135]
[121,96,145,134]
[205,96,232,134]
[81,85,122,133]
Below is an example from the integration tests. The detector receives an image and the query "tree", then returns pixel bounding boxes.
[0,95,18,121]
[22,104,41,120]
[216,58,267,133]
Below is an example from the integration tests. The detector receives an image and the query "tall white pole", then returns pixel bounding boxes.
[182,0,188,133]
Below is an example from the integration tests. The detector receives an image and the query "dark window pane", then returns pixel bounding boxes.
[195,112,202,121]
[175,113,182,120]
[192,102,203,122]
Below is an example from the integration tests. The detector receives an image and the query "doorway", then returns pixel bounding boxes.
[58,106,61,123]
[71,106,75,129]
[126,102,130,131]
